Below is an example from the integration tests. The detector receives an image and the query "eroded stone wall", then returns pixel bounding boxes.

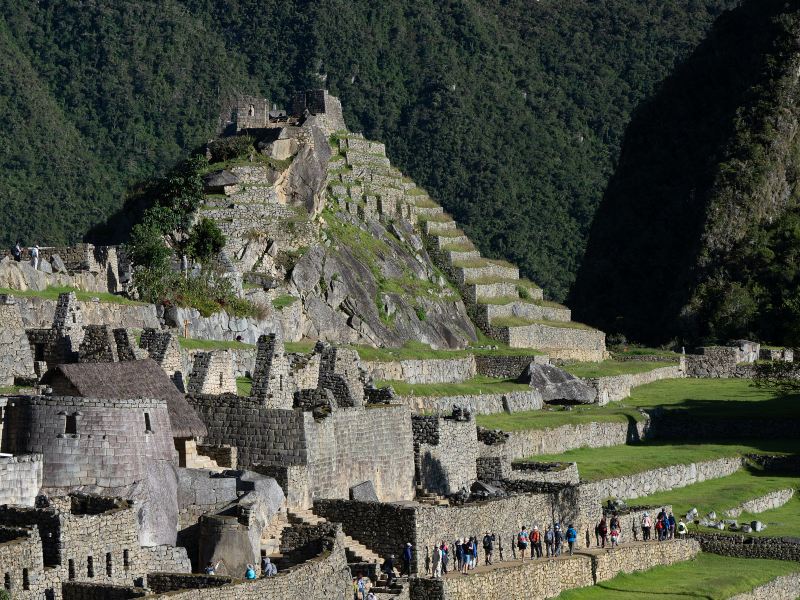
[364,356,476,384]
[0,454,42,506]
[592,539,700,581]
[417,417,477,495]
[0,297,36,385]
[398,390,542,416]
[728,573,800,600]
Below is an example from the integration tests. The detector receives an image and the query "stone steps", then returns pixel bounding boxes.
[289,508,381,565]
[465,281,521,302]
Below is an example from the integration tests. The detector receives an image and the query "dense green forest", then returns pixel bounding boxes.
[0,0,738,300]
[570,0,800,346]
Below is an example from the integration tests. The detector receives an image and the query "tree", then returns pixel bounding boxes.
[752,361,800,395]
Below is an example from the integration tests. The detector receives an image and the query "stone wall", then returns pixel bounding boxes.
[0,297,36,385]
[0,454,42,507]
[78,325,119,363]
[478,418,652,462]
[250,334,292,408]
[13,295,159,330]
[410,554,594,600]
[583,457,742,501]
[0,253,119,295]
[724,488,794,517]
[693,532,800,562]
[583,365,683,405]
[685,346,755,378]
[591,539,700,582]
[397,390,542,416]
[728,573,800,600]
[164,305,298,345]
[417,417,477,495]
[509,462,580,485]
[474,355,546,379]
[363,356,476,384]
[187,346,256,379]
[491,324,606,362]
[139,329,187,390]
[187,351,237,395]
[62,582,148,599]
[147,530,352,599]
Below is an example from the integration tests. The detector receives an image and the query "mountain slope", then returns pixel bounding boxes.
[0,0,738,301]
[570,0,800,345]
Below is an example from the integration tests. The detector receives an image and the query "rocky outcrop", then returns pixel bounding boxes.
[521,363,595,404]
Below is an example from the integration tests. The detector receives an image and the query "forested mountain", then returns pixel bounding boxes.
[0,0,738,300]
[570,0,800,346]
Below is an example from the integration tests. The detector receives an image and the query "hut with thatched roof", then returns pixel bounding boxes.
[202,169,240,195]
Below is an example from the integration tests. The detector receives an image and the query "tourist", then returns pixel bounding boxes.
[641,512,652,542]
[482,531,493,565]
[668,513,676,539]
[11,241,21,262]
[432,544,442,578]
[594,520,600,546]
[497,534,504,562]
[632,519,639,541]
[261,556,277,577]
[609,524,619,548]
[245,564,257,580]
[30,244,39,270]
[585,527,591,548]
[610,513,620,534]
[531,525,542,558]
[677,519,688,539]
[554,524,563,556]
[204,560,220,575]
[655,516,666,541]
[517,526,529,560]
[353,577,359,599]
[367,592,377,600]
[382,554,396,587]
[544,526,555,557]
[471,536,479,568]
[424,546,430,575]
[461,538,471,573]
[357,574,368,600]
[402,542,413,576]
[455,538,463,571]
[598,518,608,548]
[566,523,578,555]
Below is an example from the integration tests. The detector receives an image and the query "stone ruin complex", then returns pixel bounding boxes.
[0,90,797,599]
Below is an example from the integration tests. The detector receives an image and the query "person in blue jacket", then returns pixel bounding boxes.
[566,524,578,555]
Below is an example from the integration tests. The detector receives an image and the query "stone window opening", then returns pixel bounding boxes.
[72,314,77,324]
[65,414,77,435]
[3,572,9,590]
[106,552,112,577]
[22,569,29,590]
[280,374,283,390]
[219,372,223,388]
[144,412,152,433]
[123,549,130,568]
[68,559,75,580]
[34,344,45,361]
[87,556,94,578]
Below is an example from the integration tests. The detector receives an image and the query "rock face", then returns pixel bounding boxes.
[521,363,595,404]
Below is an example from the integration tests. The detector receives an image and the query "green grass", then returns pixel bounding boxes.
[285,340,318,353]
[561,360,677,378]
[523,440,800,481]
[271,294,298,310]
[556,553,799,600]
[490,316,593,330]
[178,338,255,350]
[418,212,453,223]
[624,378,800,419]
[413,197,439,208]
[236,377,252,396]
[724,493,800,537]
[0,286,143,305]
[0,386,25,395]
[451,258,491,269]
[477,405,646,432]
[611,345,680,359]
[635,468,800,528]
[350,340,542,361]
[377,375,531,397]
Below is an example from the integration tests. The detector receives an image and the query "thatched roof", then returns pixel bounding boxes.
[43,359,207,439]
[202,169,239,188]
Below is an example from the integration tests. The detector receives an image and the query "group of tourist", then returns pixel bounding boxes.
[10,241,39,270]
[637,508,688,542]
[203,555,278,579]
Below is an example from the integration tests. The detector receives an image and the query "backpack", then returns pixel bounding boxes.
[531,531,540,543]
[518,531,527,544]
[545,530,554,543]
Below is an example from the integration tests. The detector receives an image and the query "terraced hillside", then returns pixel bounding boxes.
[327,131,607,360]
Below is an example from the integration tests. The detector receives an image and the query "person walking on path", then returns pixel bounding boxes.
[531,526,543,558]
[677,520,688,539]
[544,526,555,557]
[30,244,39,270]
[432,544,442,579]
[598,518,608,548]
[440,540,449,574]
[11,242,21,262]
[610,525,620,548]
[357,573,369,600]
[461,539,471,574]
[482,532,494,565]
[517,526,530,561]
[554,524,563,556]
[402,542,413,576]
[566,524,578,555]
[668,513,676,539]
[642,512,652,542]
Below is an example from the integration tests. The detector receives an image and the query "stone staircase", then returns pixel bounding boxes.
[326,132,606,361]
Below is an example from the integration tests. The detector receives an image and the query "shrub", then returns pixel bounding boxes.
[187,218,226,263]
[208,136,254,162]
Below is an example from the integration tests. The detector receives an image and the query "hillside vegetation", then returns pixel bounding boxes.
[0,0,738,301]
[571,0,800,345]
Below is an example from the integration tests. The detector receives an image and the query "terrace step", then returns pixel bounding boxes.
[434,234,471,249]
[412,205,444,218]
[494,321,606,361]
[287,508,326,526]
[478,300,571,324]
[444,249,481,263]
[465,281,520,303]
[424,219,457,234]
[456,262,520,285]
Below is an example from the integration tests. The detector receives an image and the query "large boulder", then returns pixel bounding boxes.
[521,363,595,404]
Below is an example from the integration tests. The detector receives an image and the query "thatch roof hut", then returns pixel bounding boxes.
[42,359,207,439]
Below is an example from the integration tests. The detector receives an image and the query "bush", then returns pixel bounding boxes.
[187,218,226,263]
[207,136,254,162]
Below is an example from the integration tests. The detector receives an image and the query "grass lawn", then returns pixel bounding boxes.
[562,360,677,378]
[377,375,531,397]
[522,439,800,481]
[271,294,298,310]
[0,286,143,305]
[179,338,255,351]
[236,377,252,396]
[490,316,593,329]
[476,405,646,432]
[625,378,800,419]
[610,345,680,359]
[724,493,800,537]
[348,340,542,361]
[557,553,799,600]
[0,386,25,395]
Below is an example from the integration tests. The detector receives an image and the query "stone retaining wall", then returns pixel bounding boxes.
[186,347,256,379]
[728,573,800,600]
[165,304,303,345]
[584,457,742,501]
[12,295,159,330]
[479,418,652,461]
[583,365,683,405]
[509,462,580,485]
[693,532,800,562]
[363,356,476,384]
[474,355,544,378]
[724,488,794,518]
[591,539,700,581]
[397,390,542,416]
[493,324,606,362]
